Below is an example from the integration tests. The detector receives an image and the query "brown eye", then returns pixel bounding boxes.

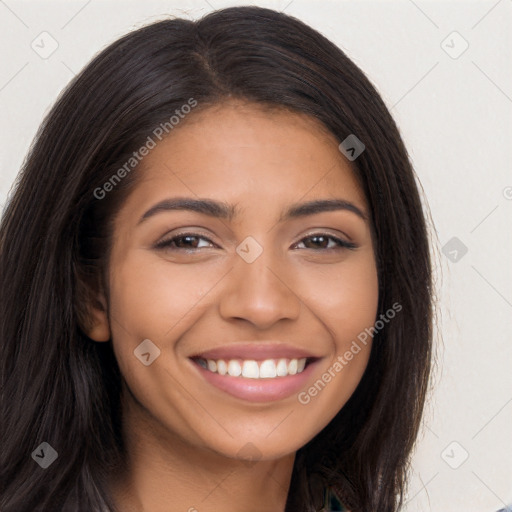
[295,233,357,251]
[155,233,216,251]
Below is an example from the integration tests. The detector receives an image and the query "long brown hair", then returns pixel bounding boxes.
[0,6,435,511]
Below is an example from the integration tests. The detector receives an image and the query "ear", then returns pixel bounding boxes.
[86,293,111,342]
[75,268,111,342]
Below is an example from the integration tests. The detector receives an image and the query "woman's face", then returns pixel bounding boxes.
[94,101,379,462]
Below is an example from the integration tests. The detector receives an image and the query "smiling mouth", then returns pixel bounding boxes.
[191,356,316,379]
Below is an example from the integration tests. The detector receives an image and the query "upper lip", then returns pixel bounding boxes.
[190,343,321,361]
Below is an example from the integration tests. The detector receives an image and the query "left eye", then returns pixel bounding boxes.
[155,232,356,252]
[293,234,357,251]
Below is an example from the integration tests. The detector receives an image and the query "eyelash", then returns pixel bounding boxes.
[155,232,357,252]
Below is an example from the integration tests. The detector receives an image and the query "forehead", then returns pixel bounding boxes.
[122,101,368,219]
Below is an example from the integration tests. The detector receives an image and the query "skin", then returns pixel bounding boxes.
[87,100,379,512]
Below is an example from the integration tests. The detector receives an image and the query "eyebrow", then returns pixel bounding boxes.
[138,197,368,225]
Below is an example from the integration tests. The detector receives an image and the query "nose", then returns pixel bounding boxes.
[218,247,302,329]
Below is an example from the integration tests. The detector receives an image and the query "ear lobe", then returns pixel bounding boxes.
[85,294,111,342]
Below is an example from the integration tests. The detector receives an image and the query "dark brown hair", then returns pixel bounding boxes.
[0,6,435,511]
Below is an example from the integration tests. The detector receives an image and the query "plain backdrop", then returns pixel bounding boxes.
[1,1,511,510]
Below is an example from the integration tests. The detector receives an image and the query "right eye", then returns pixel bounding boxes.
[155,232,217,252]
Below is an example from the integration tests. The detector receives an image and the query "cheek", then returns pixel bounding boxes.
[109,252,224,342]
[106,254,215,431]
[106,253,231,405]
[294,252,378,416]
[299,251,379,344]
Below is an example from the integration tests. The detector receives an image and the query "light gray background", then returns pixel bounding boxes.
[1,1,511,510]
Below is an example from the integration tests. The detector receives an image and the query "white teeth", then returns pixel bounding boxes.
[242,360,259,378]
[227,360,242,377]
[197,357,308,379]
[276,358,288,376]
[259,359,277,378]
[217,360,227,376]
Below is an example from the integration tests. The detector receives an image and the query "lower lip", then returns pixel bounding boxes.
[190,358,320,403]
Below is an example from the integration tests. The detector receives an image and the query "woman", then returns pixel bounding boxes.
[0,6,435,511]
